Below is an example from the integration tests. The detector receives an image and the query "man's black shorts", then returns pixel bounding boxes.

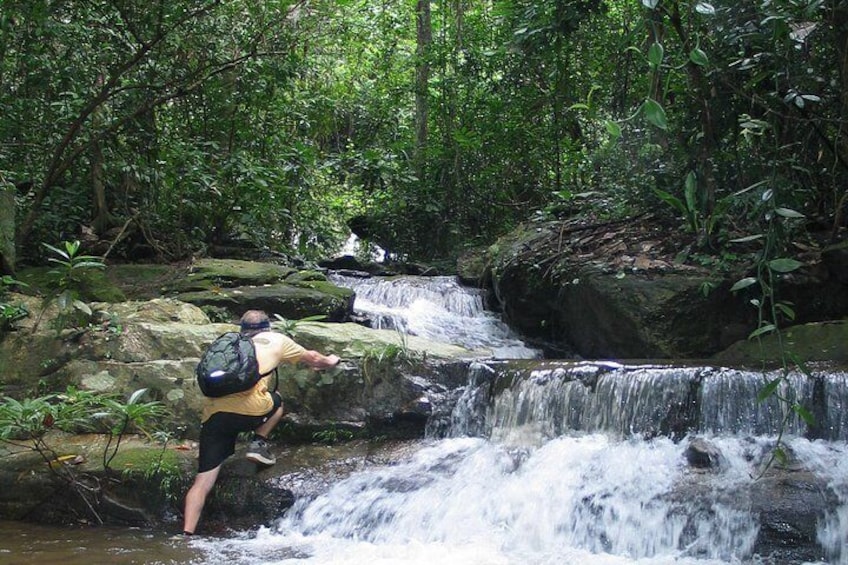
[197,391,282,473]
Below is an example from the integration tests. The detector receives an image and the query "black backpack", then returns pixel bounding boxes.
[196,332,262,397]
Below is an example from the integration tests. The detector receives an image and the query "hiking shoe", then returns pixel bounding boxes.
[246,438,276,466]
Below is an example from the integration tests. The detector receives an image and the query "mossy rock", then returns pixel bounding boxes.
[456,246,492,286]
[714,321,848,366]
[284,270,329,284]
[16,266,126,303]
[167,258,297,293]
[104,263,185,300]
[176,283,353,322]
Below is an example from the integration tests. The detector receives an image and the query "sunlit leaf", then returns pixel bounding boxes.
[730,277,757,292]
[72,300,92,315]
[774,207,805,219]
[695,2,716,15]
[729,234,764,243]
[641,0,659,8]
[749,324,776,339]
[128,388,149,405]
[689,48,708,66]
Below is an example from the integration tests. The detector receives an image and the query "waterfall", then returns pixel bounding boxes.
[450,361,848,443]
[195,360,848,564]
[329,273,541,359]
[191,275,848,564]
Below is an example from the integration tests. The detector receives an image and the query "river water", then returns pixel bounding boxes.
[5,274,848,564]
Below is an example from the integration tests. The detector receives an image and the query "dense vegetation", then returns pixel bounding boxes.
[1,0,846,267]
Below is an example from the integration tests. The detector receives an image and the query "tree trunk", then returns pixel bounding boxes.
[831,4,848,238]
[0,181,15,275]
[414,0,432,172]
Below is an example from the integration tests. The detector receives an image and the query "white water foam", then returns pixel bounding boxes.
[330,274,540,359]
[187,434,848,565]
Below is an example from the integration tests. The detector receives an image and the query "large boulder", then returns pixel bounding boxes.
[176,281,353,323]
[162,258,355,322]
[485,218,848,359]
[0,297,485,438]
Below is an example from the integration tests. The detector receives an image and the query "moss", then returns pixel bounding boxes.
[16,267,126,302]
[285,270,328,283]
[170,259,295,292]
[289,279,355,300]
[107,445,184,472]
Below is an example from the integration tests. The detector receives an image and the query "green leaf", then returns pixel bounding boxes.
[42,242,70,261]
[730,277,757,292]
[776,302,796,321]
[72,300,92,315]
[794,404,815,426]
[648,42,664,67]
[128,388,149,405]
[695,2,716,15]
[689,48,709,66]
[729,234,764,243]
[684,171,697,213]
[605,120,622,139]
[749,324,776,339]
[653,189,686,215]
[768,258,803,273]
[642,98,668,130]
[757,378,782,402]
[774,207,805,219]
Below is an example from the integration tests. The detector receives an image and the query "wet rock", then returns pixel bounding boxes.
[684,437,723,470]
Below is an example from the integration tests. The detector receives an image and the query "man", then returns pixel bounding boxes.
[182,309,340,536]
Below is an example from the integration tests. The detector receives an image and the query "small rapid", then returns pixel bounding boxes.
[328,274,541,359]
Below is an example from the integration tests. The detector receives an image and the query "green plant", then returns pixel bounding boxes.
[90,388,168,471]
[728,187,813,474]
[312,423,354,444]
[35,240,105,332]
[0,386,169,523]
[360,330,420,385]
[120,431,187,504]
[0,275,29,330]
[272,313,327,334]
[654,171,732,248]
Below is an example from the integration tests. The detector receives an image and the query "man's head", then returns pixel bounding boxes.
[240,310,271,336]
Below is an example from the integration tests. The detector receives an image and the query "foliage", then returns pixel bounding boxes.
[360,330,420,385]
[0,386,170,523]
[35,240,104,332]
[0,274,29,330]
[312,423,355,445]
[1,0,844,269]
[272,313,327,335]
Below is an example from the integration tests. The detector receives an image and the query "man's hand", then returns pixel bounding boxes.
[301,350,341,369]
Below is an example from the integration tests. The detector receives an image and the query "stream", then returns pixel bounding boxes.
[4,274,848,564]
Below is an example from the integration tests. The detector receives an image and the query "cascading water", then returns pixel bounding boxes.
[328,273,541,359]
[191,276,848,565]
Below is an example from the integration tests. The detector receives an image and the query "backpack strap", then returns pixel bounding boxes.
[259,367,280,394]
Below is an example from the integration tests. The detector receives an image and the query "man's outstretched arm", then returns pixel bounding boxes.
[300,350,341,369]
